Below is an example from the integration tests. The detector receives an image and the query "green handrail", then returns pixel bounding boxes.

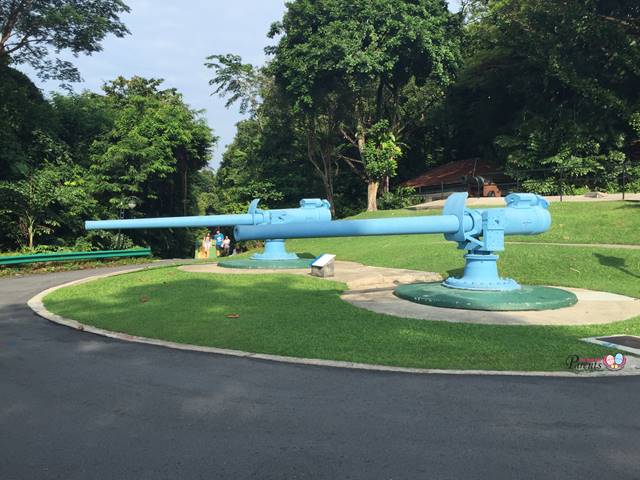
[0,248,152,266]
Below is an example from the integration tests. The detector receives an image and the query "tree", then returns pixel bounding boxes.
[0,0,130,82]
[205,54,264,120]
[88,76,216,256]
[0,65,55,179]
[268,0,462,210]
[207,53,327,213]
[0,160,92,249]
[361,122,402,210]
[445,0,640,191]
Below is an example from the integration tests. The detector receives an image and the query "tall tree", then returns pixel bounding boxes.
[88,76,216,256]
[268,0,462,210]
[0,0,130,82]
[207,54,324,214]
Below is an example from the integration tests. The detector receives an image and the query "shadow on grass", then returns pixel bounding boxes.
[613,200,640,209]
[594,253,640,279]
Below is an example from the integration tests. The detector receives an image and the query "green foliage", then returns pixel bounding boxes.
[0,75,216,256]
[267,0,463,209]
[73,230,134,251]
[85,77,216,257]
[0,160,93,249]
[0,66,56,179]
[0,0,130,83]
[377,186,416,210]
[268,0,462,113]
[205,54,264,117]
[206,55,331,213]
[444,0,640,190]
[362,123,402,181]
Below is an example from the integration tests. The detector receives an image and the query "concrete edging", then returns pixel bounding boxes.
[27,267,640,378]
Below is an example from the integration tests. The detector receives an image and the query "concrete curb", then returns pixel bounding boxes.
[27,267,640,379]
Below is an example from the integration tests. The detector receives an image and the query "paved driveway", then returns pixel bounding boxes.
[1,266,639,479]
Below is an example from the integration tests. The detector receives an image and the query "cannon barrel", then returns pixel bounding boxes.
[85,198,332,231]
[234,193,551,244]
[234,214,471,241]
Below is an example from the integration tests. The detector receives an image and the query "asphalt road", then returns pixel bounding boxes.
[1,266,640,479]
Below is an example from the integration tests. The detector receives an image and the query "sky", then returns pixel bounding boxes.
[20,0,461,168]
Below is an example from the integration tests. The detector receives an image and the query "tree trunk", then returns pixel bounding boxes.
[367,180,379,212]
[28,224,34,250]
[324,178,336,217]
[306,118,337,217]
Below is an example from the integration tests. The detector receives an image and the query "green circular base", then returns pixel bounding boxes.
[217,258,314,270]
[394,282,578,311]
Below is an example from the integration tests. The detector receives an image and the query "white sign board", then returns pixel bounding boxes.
[312,254,336,268]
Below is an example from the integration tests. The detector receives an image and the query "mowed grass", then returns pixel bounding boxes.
[44,243,640,372]
[43,200,640,371]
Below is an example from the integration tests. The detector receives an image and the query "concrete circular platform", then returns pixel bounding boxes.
[181,261,640,326]
[394,283,578,311]
[218,257,314,269]
[343,287,640,325]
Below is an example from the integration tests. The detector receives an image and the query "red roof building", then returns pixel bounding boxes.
[404,158,501,189]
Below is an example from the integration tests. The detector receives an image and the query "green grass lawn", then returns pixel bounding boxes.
[42,200,640,371]
[44,243,640,371]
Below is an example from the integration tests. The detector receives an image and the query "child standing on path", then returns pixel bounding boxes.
[214,229,224,257]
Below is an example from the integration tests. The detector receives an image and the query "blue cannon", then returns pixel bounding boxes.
[85,198,332,264]
[234,192,551,291]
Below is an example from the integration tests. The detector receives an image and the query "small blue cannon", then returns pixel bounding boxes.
[85,198,332,263]
[234,193,551,291]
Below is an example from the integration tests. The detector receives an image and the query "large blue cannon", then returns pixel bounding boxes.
[85,198,332,266]
[235,192,551,291]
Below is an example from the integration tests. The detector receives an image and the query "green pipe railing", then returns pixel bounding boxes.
[0,248,152,266]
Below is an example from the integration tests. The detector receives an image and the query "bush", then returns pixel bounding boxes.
[74,231,135,251]
[377,186,416,210]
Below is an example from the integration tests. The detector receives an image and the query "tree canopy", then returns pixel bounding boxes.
[266,0,463,210]
[0,0,130,82]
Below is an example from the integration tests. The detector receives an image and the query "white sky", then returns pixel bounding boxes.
[20,0,462,168]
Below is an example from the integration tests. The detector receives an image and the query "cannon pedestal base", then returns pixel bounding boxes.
[394,283,577,312]
[219,239,313,269]
[443,253,520,291]
[250,239,299,261]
